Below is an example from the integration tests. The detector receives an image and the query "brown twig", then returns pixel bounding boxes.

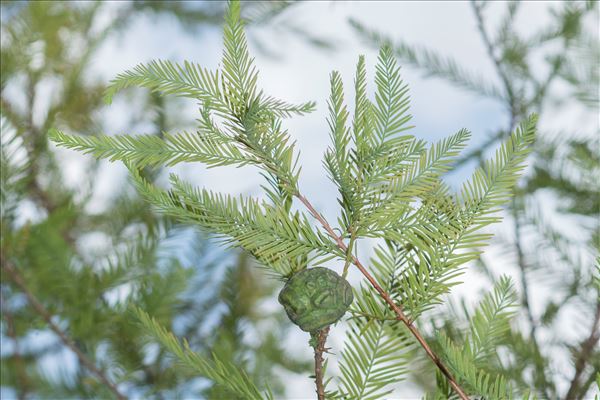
[295,193,470,400]
[1,260,127,400]
[564,301,600,400]
[471,1,516,117]
[576,365,600,400]
[312,326,330,400]
[1,290,30,400]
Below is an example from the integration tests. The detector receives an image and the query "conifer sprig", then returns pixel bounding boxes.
[49,1,537,398]
[130,170,336,277]
[387,115,537,320]
[433,277,518,399]
[336,245,414,400]
[48,128,254,168]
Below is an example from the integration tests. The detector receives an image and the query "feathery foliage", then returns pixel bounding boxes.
[48,1,540,398]
[133,307,272,400]
[1,1,317,399]
[129,169,336,277]
[467,277,518,363]
[434,277,517,399]
[48,127,254,168]
[352,1,599,398]
[337,315,412,400]
[336,245,414,399]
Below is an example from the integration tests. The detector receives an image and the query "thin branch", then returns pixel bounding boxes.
[1,260,127,400]
[1,290,30,400]
[311,326,330,400]
[528,64,561,111]
[471,0,516,119]
[512,202,538,339]
[564,301,600,400]
[513,197,554,399]
[295,193,470,400]
[576,365,600,400]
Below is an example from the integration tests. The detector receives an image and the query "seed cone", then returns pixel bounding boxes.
[278,267,354,332]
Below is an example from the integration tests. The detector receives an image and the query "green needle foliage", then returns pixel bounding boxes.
[352,1,599,398]
[130,170,335,277]
[50,1,539,398]
[336,246,415,400]
[133,307,273,400]
[1,1,318,399]
[433,277,517,399]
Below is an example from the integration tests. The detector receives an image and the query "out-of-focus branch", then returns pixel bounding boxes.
[1,290,30,400]
[472,3,559,396]
[296,193,471,400]
[471,0,517,124]
[576,364,600,400]
[512,203,538,339]
[312,326,330,400]
[1,259,127,400]
[512,200,554,399]
[564,301,600,400]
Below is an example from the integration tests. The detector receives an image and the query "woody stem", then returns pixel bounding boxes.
[295,193,470,400]
[312,327,330,400]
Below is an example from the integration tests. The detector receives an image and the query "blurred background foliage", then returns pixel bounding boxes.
[0,0,598,399]
[1,1,318,399]
[352,1,599,399]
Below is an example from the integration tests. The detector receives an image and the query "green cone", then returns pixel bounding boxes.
[278,267,354,332]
